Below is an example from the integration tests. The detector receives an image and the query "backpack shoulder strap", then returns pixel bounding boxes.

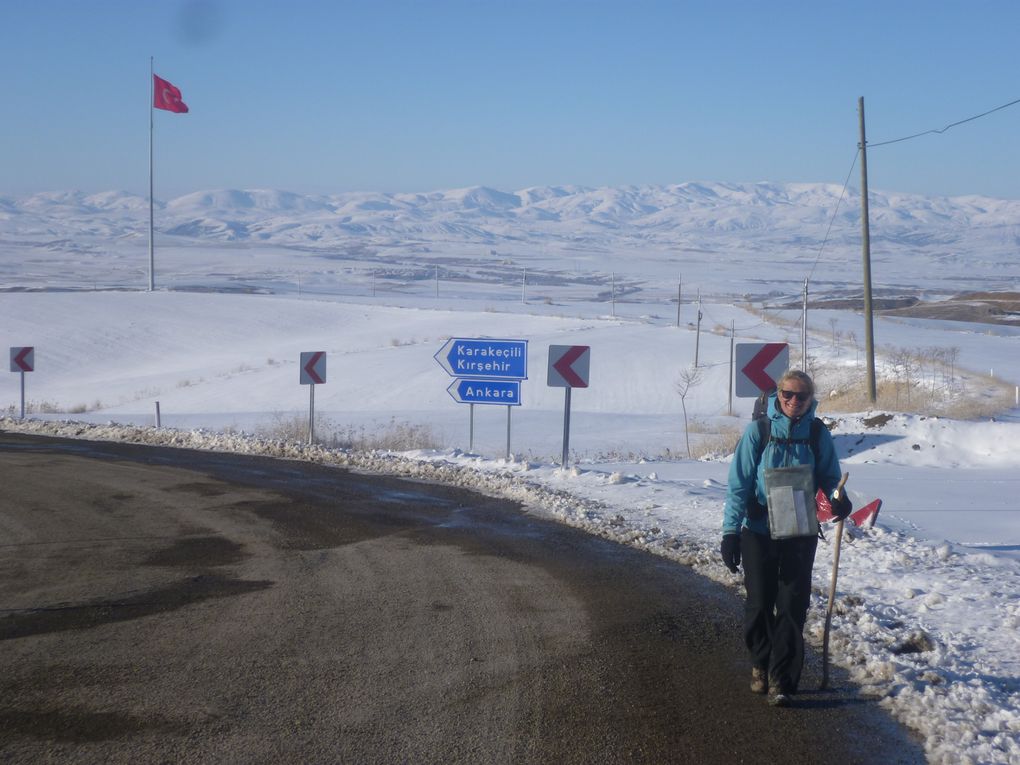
[809,418,823,464]
[755,416,771,461]
[758,416,824,464]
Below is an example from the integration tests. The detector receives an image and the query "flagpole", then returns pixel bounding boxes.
[148,56,155,292]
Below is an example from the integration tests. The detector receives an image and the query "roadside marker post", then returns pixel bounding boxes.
[547,345,590,468]
[10,347,34,419]
[735,342,789,398]
[300,352,327,444]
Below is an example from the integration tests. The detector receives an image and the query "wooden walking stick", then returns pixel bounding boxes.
[821,472,849,690]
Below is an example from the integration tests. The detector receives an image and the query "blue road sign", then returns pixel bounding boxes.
[447,378,522,406]
[434,338,528,380]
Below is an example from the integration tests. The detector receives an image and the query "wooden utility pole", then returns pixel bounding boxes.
[802,277,809,370]
[728,320,734,415]
[859,97,877,403]
[676,273,682,327]
[694,289,703,366]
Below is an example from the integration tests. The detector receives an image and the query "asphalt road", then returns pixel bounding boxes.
[0,431,925,764]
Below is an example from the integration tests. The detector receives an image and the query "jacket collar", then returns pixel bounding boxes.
[767,392,819,425]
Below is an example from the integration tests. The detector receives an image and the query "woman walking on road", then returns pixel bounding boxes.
[721,370,851,707]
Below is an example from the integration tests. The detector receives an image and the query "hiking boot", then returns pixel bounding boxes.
[750,667,767,694]
[767,679,791,707]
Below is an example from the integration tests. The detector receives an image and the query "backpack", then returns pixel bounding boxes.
[750,387,823,464]
[754,416,824,465]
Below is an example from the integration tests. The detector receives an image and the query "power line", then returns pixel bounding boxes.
[807,149,860,283]
[697,304,767,333]
[868,97,1020,148]
[795,97,1018,308]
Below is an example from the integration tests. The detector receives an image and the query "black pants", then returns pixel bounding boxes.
[740,528,818,693]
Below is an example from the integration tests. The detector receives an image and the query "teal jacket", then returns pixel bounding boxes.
[723,394,843,536]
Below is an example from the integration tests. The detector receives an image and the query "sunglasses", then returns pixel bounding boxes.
[779,389,811,403]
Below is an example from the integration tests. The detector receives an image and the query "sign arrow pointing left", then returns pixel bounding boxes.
[547,345,590,388]
[10,347,34,373]
[735,342,788,396]
[447,378,522,406]
[433,338,528,380]
[300,351,326,385]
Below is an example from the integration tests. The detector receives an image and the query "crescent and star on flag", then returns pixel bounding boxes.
[153,74,188,113]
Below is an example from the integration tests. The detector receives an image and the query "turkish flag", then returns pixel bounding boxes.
[153,74,188,113]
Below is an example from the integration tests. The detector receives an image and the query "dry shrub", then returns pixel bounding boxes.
[691,425,745,459]
[331,418,444,451]
[686,417,714,434]
[817,381,902,414]
[4,399,104,415]
[942,384,1015,419]
[258,413,443,450]
[257,412,325,442]
[819,376,1013,419]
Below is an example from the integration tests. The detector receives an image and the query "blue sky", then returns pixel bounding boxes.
[3,0,1019,199]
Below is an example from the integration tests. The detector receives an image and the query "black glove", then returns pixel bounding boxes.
[721,533,741,573]
[830,491,853,520]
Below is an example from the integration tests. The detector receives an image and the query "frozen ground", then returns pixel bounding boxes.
[1,182,1019,763]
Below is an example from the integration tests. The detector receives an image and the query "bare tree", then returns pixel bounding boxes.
[675,365,703,458]
[925,346,941,399]
[889,347,916,406]
[946,346,960,390]
[846,330,859,366]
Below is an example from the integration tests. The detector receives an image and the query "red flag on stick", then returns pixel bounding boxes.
[153,74,188,113]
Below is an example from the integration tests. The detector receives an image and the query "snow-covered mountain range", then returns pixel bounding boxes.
[2,182,1018,299]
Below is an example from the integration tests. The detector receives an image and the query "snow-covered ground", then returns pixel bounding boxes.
[1,183,1019,763]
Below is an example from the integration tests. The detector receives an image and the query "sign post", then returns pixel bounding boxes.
[300,351,327,444]
[10,347,34,419]
[547,345,590,468]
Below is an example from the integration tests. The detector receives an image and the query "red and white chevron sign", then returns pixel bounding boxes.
[735,342,789,397]
[9,347,34,373]
[547,345,590,388]
[300,351,326,385]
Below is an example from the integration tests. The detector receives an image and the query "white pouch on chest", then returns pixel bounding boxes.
[764,464,818,539]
